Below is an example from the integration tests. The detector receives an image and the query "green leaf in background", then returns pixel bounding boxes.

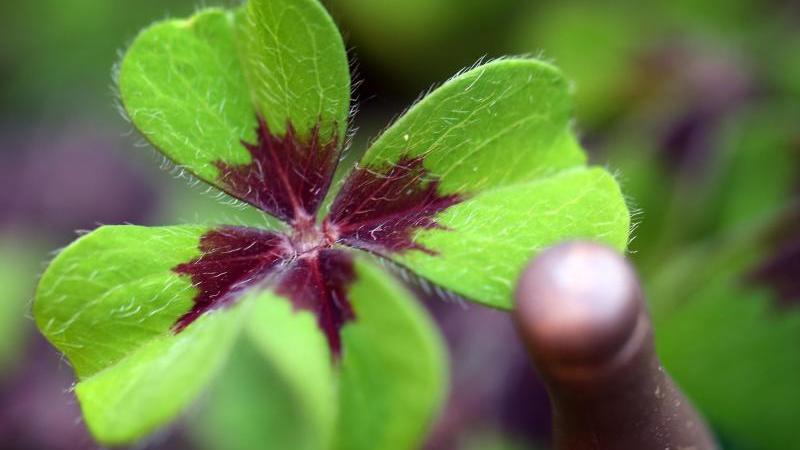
[336,257,446,450]
[511,2,648,126]
[244,289,337,450]
[191,256,446,450]
[327,0,518,92]
[191,287,336,450]
[0,0,195,118]
[650,215,800,450]
[0,236,40,373]
[463,433,541,450]
[192,334,327,450]
[772,34,800,101]
[335,59,630,309]
[600,133,673,269]
[708,103,800,230]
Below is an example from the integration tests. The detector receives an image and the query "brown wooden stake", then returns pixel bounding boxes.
[514,241,718,450]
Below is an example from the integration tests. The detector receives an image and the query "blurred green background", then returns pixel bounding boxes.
[1,0,798,449]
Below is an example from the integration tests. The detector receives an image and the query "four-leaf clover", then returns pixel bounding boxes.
[34,0,630,447]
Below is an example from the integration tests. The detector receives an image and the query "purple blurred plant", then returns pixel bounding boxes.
[0,124,157,238]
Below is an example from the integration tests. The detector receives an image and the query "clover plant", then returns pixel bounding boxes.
[34,0,629,447]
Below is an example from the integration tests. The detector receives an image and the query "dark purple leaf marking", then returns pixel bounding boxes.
[746,210,800,308]
[275,249,355,354]
[326,155,465,255]
[173,227,292,331]
[173,225,356,355]
[748,243,800,308]
[173,119,465,356]
[216,118,339,227]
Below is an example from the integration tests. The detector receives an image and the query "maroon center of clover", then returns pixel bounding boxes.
[172,117,465,356]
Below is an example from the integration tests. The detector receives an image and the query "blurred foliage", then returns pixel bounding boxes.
[190,337,320,450]
[650,209,800,449]
[462,434,539,450]
[510,1,650,127]
[0,236,40,372]
[707,104,799,230]
[327,0,518,93]
[0,0,212,119]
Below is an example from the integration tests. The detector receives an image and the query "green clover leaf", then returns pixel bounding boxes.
[329,58,629,308]
[35,0,630,446]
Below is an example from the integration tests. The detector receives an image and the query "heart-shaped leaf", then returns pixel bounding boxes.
[119,9,255,196]
[76,306,244,444]
[34,225,244,443]
[335,256,446,450]
[327,59,630,308]
[119,1,350,224]
[237,0,350,140]
[351,59,585,193]
[35,225,207,377]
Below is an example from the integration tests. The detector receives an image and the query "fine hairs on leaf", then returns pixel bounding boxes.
[34,0,629,447]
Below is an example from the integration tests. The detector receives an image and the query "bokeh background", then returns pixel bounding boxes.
[1,1,798,449]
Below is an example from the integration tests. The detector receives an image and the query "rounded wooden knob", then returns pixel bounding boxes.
[514,241,718,450]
